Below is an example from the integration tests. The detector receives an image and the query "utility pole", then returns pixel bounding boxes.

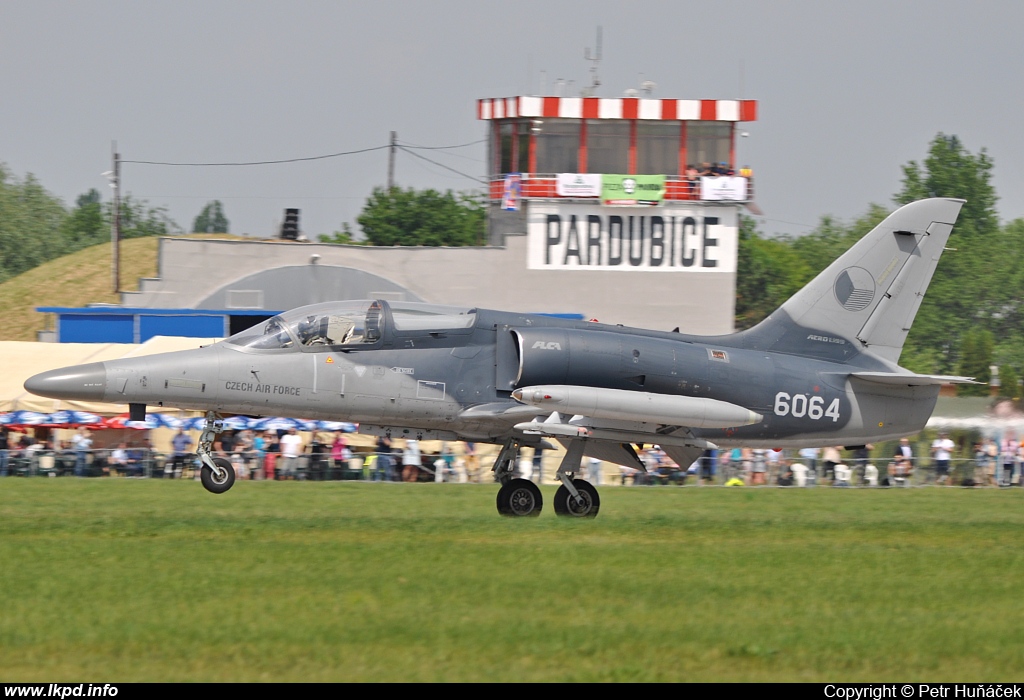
[110,142,121,293]
[387,131,396,190]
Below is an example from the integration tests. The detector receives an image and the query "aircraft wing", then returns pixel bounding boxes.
[519,414,710,470]
[848,372,979,386]
[551,440,703,473]
[560,439,647,471]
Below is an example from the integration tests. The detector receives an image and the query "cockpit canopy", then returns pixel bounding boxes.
[224,300,476,351]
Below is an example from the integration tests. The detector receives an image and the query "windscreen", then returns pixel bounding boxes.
[225,300,386,350]
[224,315,297,350]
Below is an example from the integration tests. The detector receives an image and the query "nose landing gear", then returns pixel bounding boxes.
[197,411,235,494]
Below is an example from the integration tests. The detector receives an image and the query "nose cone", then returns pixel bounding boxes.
[24,362,108,401]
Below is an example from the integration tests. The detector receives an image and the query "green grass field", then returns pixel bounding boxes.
[1,480,1023,682]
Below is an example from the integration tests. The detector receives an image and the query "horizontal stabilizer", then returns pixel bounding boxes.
[849,372,979,386]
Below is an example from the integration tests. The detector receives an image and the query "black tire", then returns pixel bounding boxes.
[496,478,543,517]
[201,457,236,494]
[553,479,600,518]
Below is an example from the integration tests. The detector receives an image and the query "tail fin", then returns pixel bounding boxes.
[747,198,964,364]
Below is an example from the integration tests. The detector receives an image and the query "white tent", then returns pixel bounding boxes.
[0,337,219,414]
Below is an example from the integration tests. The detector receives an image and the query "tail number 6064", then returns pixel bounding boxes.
[773,392,841,422]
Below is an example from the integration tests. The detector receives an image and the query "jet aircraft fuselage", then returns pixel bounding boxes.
[28,301,936,447]
[25,198,970,517]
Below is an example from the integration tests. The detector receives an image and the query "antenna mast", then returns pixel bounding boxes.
[583,26,602,97]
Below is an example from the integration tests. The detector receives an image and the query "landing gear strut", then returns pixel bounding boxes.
[553,479,600,517]
[490,438,521,486]
[197,411,235,494]
[552,439,600,518]
[490,439,543,516]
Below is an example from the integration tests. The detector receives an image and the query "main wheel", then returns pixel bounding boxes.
[201,457,236,494]
[553,479,600,518]
[496,478,543,517]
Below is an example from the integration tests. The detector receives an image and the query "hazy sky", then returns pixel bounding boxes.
[2,0,1022,239]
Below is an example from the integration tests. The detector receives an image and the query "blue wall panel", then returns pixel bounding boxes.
[59,315,135,343]
[139,315,224,342]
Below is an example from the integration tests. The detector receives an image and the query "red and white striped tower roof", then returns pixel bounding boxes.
[478,96,757,122]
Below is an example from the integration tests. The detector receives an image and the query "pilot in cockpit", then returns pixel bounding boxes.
[263,317,294,348]
[297,316,327,346]
[297,315,359,346]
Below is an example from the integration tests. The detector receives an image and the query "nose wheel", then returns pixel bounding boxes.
[496,478,543,517]
[201,456,236,494]
[196,411,235,494]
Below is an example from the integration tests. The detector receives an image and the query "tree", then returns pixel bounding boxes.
[0,165,68,283]
[957,327,993,397]
[894,134,1001,374]
[356,187,485,247]
[997,364,1019,402]
[895,133,997,238]
[319,222,362,245]
[0,163,181,285]
[60,189,106,251]
[734,216,812,329]
[118,195,181,239]
[192,200,229,233]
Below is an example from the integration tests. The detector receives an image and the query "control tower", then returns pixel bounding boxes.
[478,95,757,281]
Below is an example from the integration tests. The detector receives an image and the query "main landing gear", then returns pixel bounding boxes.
[497,479,543,517]
[490,438,600,518]
[553,478,600,517]
[492,439,543,517]
[197,411,235,494]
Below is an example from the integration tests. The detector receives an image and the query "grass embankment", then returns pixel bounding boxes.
[1,481,1022,682]
[0,234,250,342]
[0,238,160,341]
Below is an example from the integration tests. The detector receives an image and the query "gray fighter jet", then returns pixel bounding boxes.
[25,198,971,518]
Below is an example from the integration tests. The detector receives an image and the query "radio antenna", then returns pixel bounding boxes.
[583,26,602,97]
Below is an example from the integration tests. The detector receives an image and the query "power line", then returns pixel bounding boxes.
[396,145,487,184]
[399,138,486,151]
[134,194,368,201]
[122,144,390,167]
[117,138,489,187]
[403,154,481,182]
[121,139,486,168]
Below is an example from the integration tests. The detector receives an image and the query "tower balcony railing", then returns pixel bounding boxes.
[488,174,753,203]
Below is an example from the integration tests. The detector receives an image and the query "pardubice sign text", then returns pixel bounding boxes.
[527,204,737,272]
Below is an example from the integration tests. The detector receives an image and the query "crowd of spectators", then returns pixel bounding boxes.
[688,162,736,178]
[1,425,1019,487]
[677,162,753,198]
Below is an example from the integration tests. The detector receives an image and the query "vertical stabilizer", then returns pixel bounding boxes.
[758,198,964,364]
